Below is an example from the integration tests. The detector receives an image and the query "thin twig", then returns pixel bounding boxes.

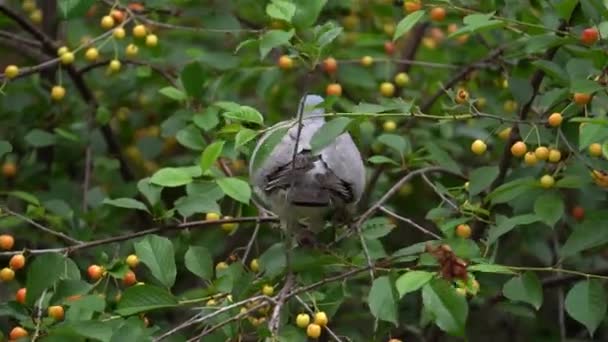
[0,216,278,257]
[31,290,47,341]
[379,206,441,239]
[2,207,82,244]
[421,173,459,211]
[242,207,265,264]
[268,273,295,334]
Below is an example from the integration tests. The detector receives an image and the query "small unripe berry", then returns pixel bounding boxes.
[455,88,469,104]
[262,284,274,296]
[0,234,15,250]
[0,267,15,281]
[548,149,561,163]
[394,72,410,87]
[15,288,26,304]
[4,65,19,79]
[380,82,395,97]
[48,305,64,320]
[524,152,538,166]
[535,146,549,160]
[9,327,28,340]
[498,127,511,140]
[455,224,471,238]
[326,83,342,97]
[306,323,322,338]
[360,55,373,67]
[51,85,66,101]
[221,216,237,233]
[101,15,115,29]
[547,112,563,127]
[314,311,328,326]
[322,57,338,74]
[145,34,158,47]
[540,174,555,188]
[296,313,310,328]
[383,120,397,132]
[113,27,126,39]
[132,24,147,38]
[123,270,137,286]
[510,141,527,157]
[85,47,99,61]
[278,55,294,70]
[125,44,139,57]
[60,52,75,65]
[471,139,487,155]
[589,143,602,157]
[206,212,220,221]
[9,254,25,270]
[250,259,260,272]
[88,264,104,281]
[108,59,121,72]
[126,254,139,268]
[215,261,229,271]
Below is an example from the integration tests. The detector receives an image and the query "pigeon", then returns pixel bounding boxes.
[249,94,366,235]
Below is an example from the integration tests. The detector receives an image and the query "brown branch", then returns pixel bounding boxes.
[0,216,278,257]
[398,23,429,74]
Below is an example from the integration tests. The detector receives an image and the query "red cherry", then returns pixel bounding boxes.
[571,206,585,222]
[384,41,395,55]
[581,28,599,45]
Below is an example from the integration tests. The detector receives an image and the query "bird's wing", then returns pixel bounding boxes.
[320,133,366,204]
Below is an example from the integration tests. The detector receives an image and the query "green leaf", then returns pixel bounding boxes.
[532,60,568,84]
[259,242,286,277]
[25,129,56,147]
[0,140,12,158]
[137,178,162,206]
[223,106,264,125]
[487,177,536,204]
[102,198,149,212]
[579,123,608,149]
[422,278,468,337]
[174,195,220,217]
[533,192,564,227]
[368,276,398,325]
[362,217,395,239]
[134,235,176,288]
[502,272,543,310]
[487,214,540,245]
[115,284,178,316]
[50,320,120,342]
[393,10,424,41]
[367,155,399,166]
[26,254,77,305]
[468,166,499,196]
[235,128,258,149]
[158,86,187,101]
[95,106,112,125]
[266,0,296,23]
[200,140,225,173]
[565,280,607,336]
[176,125,206,150]
[317,26,343,47]
[7,190,40,205]
[310,117,352,154]
[259,29,294,59]
[560,217,608,257]
[468,263,515,274]
[58,0,94,19]
[460,12,505,34]
[395,271,434,298]
[216,177,251,204]
[150,167,193,187]
[292,0,326,28]
[184,246,213,280]
[180,62,206,99]
[193,107,220,132]
[378,134,409,154]
[570,79,603,94]
[425,142,461,175]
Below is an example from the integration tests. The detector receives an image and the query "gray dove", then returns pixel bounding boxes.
[249,94,366,235]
